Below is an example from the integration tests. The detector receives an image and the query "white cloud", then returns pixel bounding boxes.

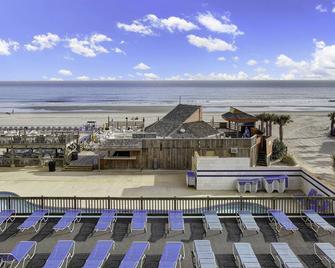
[25,33,60,51]
[49,77,63,81]
[316,4,327,12]
[143,73,159,80]
[68,34,112,57]
[217,56,226,61]
[197,12,243,36]
[252,73,271,80]
[276,40,335,79]
[145,14,198,32]
[0,39,19,56]
[247,59,257,66]
[112,47,126,55]
[134,62,151,70]
[120,40,125,44]
[232,56,239,62]
[187,34,236,52]
[117,14,198,35]
[332,6,335,13]
[77,75,90,81]
[58,69,72,76]
[263,59,270,64]
[255,67,267,73]
[117,21,153,35]
[98,76,117,80]
[178,71,248,80]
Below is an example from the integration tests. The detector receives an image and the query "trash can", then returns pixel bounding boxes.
[48,161,56,172]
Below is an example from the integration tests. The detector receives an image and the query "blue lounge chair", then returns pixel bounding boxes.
[303,209,335,235]
[168,210,184,234]
[237,211,260,234]
[203,211,223,235]
[94,209,116,233]
[130,210,147,233]
[83,240,115,268]
[53,210,81,233]
[0,209,15,233]
[43,240,75,268]
[233,243,261,268]
[18,209,48,232]
[159,242,185,268]
[268,209,298,233]
[119,241,150,268]
[270,243,303,268]
[0,241,37,268]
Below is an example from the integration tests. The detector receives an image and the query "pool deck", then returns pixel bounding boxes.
[0,215,333,267]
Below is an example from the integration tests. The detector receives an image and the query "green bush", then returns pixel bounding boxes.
[281,154,296,166]
[332,154,335,166]
[271,139,287,161]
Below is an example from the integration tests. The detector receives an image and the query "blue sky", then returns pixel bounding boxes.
[0,0,335,80]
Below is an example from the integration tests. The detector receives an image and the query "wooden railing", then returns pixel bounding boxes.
[0,196,333,215]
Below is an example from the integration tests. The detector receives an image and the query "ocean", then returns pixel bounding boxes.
[0,80,334,113]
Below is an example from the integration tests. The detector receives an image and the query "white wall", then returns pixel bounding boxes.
[196,157,250,170]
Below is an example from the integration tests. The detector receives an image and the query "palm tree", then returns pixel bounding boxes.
[268,113,276,137]
[274,114,293,142]
[328,112,335,136]
[256,113,266,134]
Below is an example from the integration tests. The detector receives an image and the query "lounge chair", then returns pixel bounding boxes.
[94,209,117,233]
[303,210,335,235]
[119,241,150,268]
[83,240,115,268]
[43,240,75,268]
[268,209,298,233]
[130,210,147,233]
[203,211,223,235]
[0,209,15,233]
[270,243,304,268]
[314,243,335,268]
[53,210,81,233]
[237,211,260,234]
[168,210,184,234]
[192,240,217,268]
[18,209,48,232]
[0,241,37,268]
[233,243,261,268]
[158,242,185,268]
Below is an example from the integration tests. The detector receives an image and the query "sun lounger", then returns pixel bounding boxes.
[192,240,218,268]
[0,209,15,233]
[233,243,261,268]
[303,210,335,235]
[268,209,298,233]
[168,210,184,234]
[94,209,117,233]
[158,242,185,268]
[270,243,304,268]
[314,243,335,268]
[237,211,260,234]
[203,211,223,235]
[119,241,150,268]
[83,240,115,268]
[130,210,147,233]
[0,241,37,268]
[53,209,81,233]
[18,209,48,232]
[43,240,75,268]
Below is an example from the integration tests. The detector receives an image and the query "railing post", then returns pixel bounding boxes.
[108,196,111,210]
[271,197,275,210]
[41,196,44,209]
[207,196,210,211]
[74,196,77,209]
[7,196,11,210]
[174,196,177,211]
[140,196,144,210]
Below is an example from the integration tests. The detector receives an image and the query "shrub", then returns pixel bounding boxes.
[281,154,296,166]
[271,139,287,161]
[332,154,335,166]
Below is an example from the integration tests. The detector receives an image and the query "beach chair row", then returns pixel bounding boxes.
[1,208,334,237]
[0,239,185,268]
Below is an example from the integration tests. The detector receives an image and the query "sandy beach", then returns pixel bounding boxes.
[0,109,334,195]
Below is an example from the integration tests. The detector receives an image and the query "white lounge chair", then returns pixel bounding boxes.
[237,211,260,234]
[192,240,218,268]
[233,243,261,268]
[314,243,335,268]
[203,211,223,235]
[303,210,335,235]
[270,243,304,268]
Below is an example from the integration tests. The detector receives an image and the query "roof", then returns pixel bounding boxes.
[145,104,201,137]
[2,215,330,267]
[222,107,257,123]
[170,121,218,138]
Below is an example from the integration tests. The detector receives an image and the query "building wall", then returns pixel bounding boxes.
[184,108,202,123]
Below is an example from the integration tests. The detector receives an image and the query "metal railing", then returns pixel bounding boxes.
[0,196,334,216]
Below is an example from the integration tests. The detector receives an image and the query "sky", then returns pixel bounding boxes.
[0,0,335,81]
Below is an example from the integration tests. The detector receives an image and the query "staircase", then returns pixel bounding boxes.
[257,151,268,166]
[63,155,95,171]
